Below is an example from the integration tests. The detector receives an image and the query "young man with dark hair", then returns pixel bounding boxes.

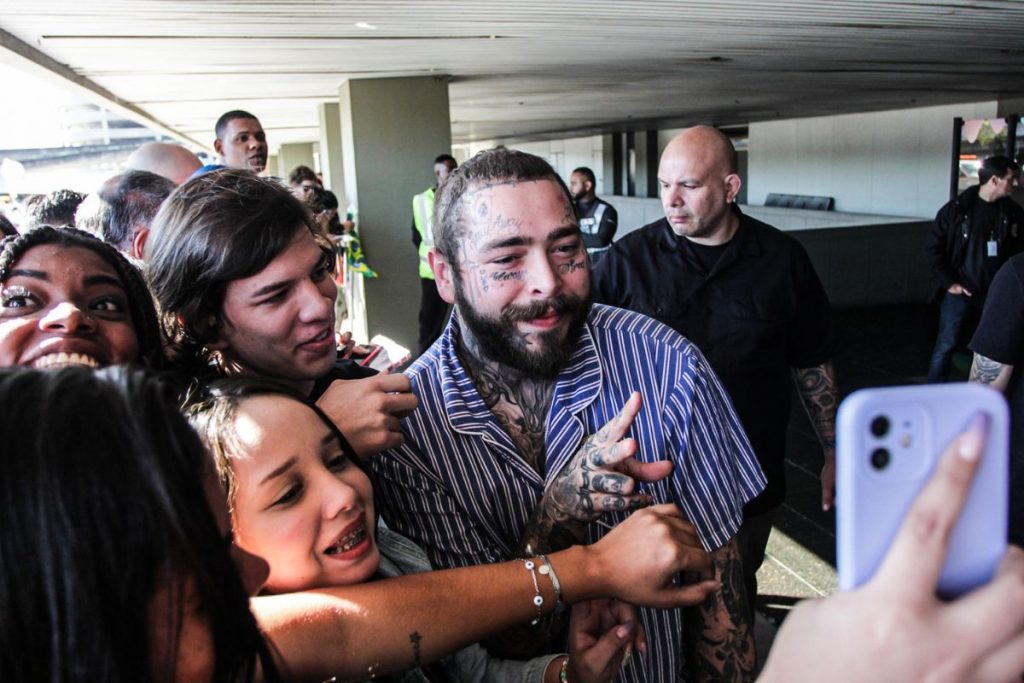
[926,154,1023,382]
[214,110,269,174]
[288,165,320,204]
[146,169,416,458]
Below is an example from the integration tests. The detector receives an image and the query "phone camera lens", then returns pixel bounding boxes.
[870,448,891,470]
[870,415,890,438]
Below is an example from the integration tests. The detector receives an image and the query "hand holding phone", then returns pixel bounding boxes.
[760,414,1024,683]
[836,383,1008,596]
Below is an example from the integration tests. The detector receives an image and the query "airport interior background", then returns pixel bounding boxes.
[2,1,1023,664]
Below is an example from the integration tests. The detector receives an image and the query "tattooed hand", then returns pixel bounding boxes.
[542,392,674,525]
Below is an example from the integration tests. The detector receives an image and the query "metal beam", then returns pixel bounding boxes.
[0,27,212,153]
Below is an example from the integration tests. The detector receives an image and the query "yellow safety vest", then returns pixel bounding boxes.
[412,187,436,280]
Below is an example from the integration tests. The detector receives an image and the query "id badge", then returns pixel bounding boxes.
[987,240,999,257]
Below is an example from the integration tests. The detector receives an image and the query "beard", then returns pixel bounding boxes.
[455,286,592,379]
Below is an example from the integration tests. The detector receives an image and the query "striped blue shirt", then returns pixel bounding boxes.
[372,304,765,683]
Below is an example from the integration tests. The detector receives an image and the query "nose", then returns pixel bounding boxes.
[321,471,361,521]
[296,277,335,325]
[528,251,561,298]
[39,302,96,334]
[230,544,270,597]
[662,185,683,208]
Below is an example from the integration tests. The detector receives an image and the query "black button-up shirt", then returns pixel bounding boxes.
[593,209,838,514]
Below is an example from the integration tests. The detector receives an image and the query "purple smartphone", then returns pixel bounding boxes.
[837,383,1008,597]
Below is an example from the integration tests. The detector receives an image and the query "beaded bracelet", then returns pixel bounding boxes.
[536,553,565,614]
[522,558,545,624]
[559,656,571,683]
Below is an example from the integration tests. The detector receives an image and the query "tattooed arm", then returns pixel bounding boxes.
[969,353,1014,393]
[684,538,755,683]
[792,361,839,511]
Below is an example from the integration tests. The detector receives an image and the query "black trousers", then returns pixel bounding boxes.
[418,278,450,356]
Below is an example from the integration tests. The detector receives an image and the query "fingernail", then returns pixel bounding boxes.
[615,621,636,639]
[958,412,989,462]
[621,647,633,669]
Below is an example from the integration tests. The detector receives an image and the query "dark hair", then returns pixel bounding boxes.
[103,170,176,252]
[0,210,16,238]
[186,376,358,510]
[979,155,1020,186]
[25,189,86,230]
[434,147,573,264]
[307,185,330,216]
[434,154,457,167]
[288,165,319,186]
[321,189,340,211]
[145,168,326,371]
[0,226,163,368]
[571,167,596,185]
[215,110,260,140]
[0,365,277,681]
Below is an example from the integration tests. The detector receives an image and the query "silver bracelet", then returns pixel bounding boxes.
[537,554,565,614]
[523,558,545,624]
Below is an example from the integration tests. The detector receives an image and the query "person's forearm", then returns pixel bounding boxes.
[969,353,1014,393]
[518,501,587,555]
[793,362,838,454]
[254,545,610,682]
[684,539,754,682]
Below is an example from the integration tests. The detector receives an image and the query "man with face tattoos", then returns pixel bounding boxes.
[371,147,766,683]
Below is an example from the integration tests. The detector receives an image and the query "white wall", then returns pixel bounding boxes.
[462,135,606,193]
[748,101,998,218]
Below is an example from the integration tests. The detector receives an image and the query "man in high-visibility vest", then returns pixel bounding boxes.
[412,154,458,355]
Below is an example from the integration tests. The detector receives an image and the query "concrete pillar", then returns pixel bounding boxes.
[634,130,659,198]
[266,154,279,177]
[277,142,316,179]
[340,76,451,353]
[318,102,346,201]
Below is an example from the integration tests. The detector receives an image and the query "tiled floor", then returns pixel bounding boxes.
[755,303,947,665]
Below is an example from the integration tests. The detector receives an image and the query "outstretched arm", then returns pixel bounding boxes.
[254,505,719,682]
[792,361,839,511]
[685,538,755,683]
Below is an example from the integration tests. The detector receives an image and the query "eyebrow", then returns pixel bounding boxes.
[480,235,529,252]
[479,225,579,253]
[7,271,124,289]
[259,455,299,486]
[548,226,581,242]
[8,268,47,280]
[84,274,126,289]
[251,278,295,298]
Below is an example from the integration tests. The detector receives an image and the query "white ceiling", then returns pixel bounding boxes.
[1,0,1023,151]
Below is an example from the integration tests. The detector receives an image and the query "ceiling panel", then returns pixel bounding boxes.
[2,0,1023,147]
